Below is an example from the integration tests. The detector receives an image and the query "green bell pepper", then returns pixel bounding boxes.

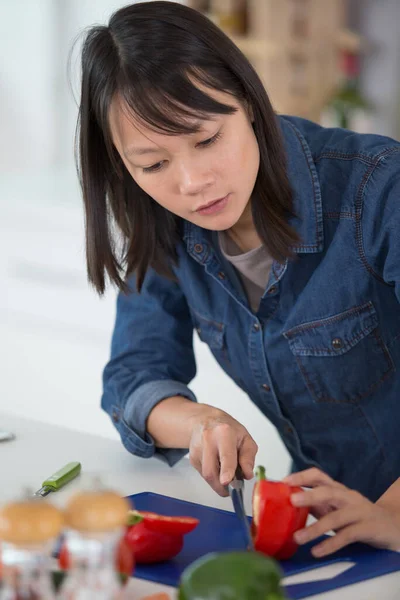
[178,550,287,600]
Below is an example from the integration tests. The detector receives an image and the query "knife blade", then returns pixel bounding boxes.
[227,467,255,551]
[0,430,15,442]
[33,461,82,497]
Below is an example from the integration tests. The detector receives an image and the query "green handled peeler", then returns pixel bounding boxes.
[34,462,81,497]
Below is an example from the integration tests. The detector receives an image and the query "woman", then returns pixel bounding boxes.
[77,1,400,556]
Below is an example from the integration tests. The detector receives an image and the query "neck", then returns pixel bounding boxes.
[227,201,262,252]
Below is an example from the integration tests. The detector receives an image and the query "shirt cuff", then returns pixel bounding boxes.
[122,379,197,466]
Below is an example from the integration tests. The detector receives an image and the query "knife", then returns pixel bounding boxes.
[227,467,255,551]
[0,430,15,442]
[33,462,82,497]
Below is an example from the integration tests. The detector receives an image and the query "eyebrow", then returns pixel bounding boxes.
[125,146,162,158]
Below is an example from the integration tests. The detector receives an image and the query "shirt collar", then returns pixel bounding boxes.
[279,116,323,253]
[183,114,323,256]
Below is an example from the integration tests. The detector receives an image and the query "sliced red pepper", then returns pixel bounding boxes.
[124,521,184,563]
[124,510,199,564]
[274,505,309,560]
[252,466,309,560]
[127,510,199,535]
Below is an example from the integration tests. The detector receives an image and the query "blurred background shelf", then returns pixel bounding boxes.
[188,0,366,122]
[231,29,363,60]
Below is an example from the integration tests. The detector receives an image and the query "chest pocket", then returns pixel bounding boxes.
[193,314,225,351]
[190,310,245,390]
[283,302,394,404]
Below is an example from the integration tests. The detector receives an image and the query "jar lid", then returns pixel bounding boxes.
[65,489,130,533]
[0,498,64,544]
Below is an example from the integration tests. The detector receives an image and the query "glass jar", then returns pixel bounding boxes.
[0,493,64,600]
[56,483,131,599]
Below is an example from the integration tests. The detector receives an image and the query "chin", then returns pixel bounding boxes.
[195,211,243,232]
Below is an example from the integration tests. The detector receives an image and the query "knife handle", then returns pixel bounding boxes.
[42,461,81,491]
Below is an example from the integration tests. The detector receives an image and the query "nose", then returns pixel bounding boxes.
[176,157,214,196]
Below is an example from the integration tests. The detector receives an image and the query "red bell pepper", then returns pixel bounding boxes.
[252,466,309,560]
[133,511,199,535]
[124,510,199,564]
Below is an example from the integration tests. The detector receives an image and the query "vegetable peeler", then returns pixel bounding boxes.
[33,461,82,497]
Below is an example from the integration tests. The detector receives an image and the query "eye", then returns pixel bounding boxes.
[197,131,222,148]
[142,161,165,173]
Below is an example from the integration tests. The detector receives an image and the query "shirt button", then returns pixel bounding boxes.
[262,384,271,392]
[218,271,226,280]
[332,337,344,350]
[268,285,278,295]
[285,425,294,435]
[112,410,119,423]
[253,323,260,332]
[194,244,203,253]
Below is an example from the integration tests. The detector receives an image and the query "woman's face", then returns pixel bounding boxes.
[109,88,260,231]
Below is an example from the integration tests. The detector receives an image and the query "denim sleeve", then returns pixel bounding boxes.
[101,267,197,466]
[362,149,400,303]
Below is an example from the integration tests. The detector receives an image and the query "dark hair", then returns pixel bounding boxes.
[77,0,299,294]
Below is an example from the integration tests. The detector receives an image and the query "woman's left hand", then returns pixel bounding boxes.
[282,468,400,558]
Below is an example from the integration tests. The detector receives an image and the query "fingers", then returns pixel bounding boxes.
[310,522,377,557]
[294,503,364,546]
[190,452,228,497]
[202,437,230,497]
[218,429,258,484]
[217,424,240,487]
[189,422,237,496]
[290,484,362,512]
[322,514,400,555]
[283,467,343,490]
[189,416,256,496]
[294,498,400,556]
[238,436,258,480]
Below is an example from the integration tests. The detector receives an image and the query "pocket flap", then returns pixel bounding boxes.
[192,311,225,350]
[284,302,378,357]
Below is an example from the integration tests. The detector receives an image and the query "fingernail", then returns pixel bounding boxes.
[220,472,231,485]
[282,475,294,483]
[291,492,305,506]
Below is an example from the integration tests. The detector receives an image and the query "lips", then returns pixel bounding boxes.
[194,194,230,216]
[196,196,227,212]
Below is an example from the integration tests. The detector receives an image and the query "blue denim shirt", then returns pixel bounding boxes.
[102,115,400,502]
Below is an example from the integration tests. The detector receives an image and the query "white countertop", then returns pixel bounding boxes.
[0,412,398,599]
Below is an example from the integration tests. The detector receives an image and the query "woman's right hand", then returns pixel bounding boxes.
[187,405,258,496]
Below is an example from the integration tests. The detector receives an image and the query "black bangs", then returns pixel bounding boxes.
[100,67,239,178]
[117,67,238,136]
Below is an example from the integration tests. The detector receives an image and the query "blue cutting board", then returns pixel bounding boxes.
[128,492,400,598]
